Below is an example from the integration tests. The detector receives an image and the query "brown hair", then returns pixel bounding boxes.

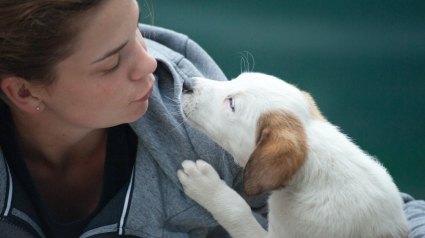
[0,0,107,92]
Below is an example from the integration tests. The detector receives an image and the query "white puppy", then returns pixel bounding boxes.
[177,72,409,238]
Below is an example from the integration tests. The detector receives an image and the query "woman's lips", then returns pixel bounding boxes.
[136,86,153,102]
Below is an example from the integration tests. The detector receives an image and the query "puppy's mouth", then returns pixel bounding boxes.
[180,102,193,121]
[180,78,202,129]
[181,108,193,123]
[181,106,203,129]
[182,108,190,120]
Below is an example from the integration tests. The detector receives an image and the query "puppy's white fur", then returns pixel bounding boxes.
[177,73,409,238]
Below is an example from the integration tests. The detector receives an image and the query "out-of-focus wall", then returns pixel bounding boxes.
[137,0,425,199]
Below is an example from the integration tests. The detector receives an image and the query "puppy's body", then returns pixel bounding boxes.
[177,73,409,238]
[270,121,406,238]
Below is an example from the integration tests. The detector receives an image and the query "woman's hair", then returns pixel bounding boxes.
[0,0,107,91]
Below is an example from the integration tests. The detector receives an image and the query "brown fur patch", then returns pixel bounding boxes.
[301,91,327,122]
[243,110,308,196]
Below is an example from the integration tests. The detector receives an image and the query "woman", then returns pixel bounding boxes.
[0,0,267,237]
[0,0,423,238]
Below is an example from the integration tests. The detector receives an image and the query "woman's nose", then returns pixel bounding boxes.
[129,38,157,81]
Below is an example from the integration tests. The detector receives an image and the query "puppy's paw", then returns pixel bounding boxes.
[177,160,225,205]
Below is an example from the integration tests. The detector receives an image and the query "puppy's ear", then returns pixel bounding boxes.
[243,110,307,196]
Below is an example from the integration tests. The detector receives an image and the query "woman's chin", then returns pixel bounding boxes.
[128,100,149,122]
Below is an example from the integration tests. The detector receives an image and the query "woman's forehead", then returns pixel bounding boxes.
[69,0,139,63]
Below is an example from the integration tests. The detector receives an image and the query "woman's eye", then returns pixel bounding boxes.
[104,56,121,74]
[229,97,235,112]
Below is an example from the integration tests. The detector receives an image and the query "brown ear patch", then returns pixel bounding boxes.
[243,110,308,196]
[301,91,327,122]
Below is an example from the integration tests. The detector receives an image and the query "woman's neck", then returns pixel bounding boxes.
[10,107,108,170]
[9,107,109,222]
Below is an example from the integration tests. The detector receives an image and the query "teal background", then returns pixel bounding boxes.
[137,0,425,199]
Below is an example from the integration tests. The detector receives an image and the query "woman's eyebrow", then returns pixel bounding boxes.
[92,40,128,64]
[93,5,140,65]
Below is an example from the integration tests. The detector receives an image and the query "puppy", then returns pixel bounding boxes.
[177,72,409,238]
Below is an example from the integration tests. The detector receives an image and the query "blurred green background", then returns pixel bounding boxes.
[137,0,425,199]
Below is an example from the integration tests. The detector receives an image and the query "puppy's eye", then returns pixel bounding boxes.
[229,97,235,112]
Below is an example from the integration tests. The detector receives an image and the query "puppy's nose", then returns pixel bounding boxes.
[182,78,194,94]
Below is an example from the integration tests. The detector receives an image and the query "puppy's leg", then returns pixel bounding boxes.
[177,160,268,238]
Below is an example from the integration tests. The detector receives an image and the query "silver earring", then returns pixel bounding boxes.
[36,106,40,111]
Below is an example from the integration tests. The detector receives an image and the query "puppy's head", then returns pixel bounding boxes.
[180,72,325,196]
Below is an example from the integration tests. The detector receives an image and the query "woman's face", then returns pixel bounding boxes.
[38,0,157,129]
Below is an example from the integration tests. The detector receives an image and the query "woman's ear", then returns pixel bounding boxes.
[1,76,44,114]
[243,110,308,197]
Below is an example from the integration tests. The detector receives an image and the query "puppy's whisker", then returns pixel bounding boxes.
[173,82,184,89]
[242,52,248,72]
[163,95,181,104]
[166,105,181,112]
[239,55,247,73]
[245,51,255,72]
[238,51,255,73]
[166,105,184,117]
[167,110,194,134]
[168,112,182,117]
[167,108,183,116]
[166,104,182,110]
